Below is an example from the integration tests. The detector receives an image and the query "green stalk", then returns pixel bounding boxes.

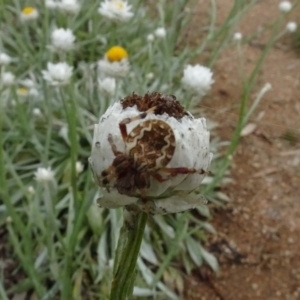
[109,210,148,300]
[204,17,282,194]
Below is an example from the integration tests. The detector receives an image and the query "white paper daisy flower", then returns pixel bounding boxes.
[58,0,80,14]
[42,62,73,86]
[34,167,55,182]
[279,1,292,12]
[50,28,76,52]
[154,27,167,38]
[98,77,116,95]
[98,46,130,78]
[89,92,212,214]
[1,72,15,86]
[181,64,214,97]
[286,22,297,32]
[0,53,12,65]
[20,7,39,21]
[98,0,133,22]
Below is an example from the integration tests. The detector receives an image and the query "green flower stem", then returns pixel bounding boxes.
[109,210,148,300]
[204,17,282,194]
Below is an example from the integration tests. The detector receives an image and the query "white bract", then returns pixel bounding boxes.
[90,97,212,214]
[279,1,292,12]
[34,167,55,182]
[181,64,214,97]
[98,77,116,95]
[0,53,12,65]
[42,62,73,86]
[58,0,80,14]
[50,28,76,52]
[98,0,133,22]
[1,72,15,86]
[154,27,166,38]
[286,22,297,32]
[98,57,130,78]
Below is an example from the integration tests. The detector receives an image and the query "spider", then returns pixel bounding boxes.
[100,106,207,200]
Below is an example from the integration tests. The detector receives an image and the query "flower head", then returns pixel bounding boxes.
[45,0,59,9]
[20,7,39,21]
[0,53,12,65]
[233,32,242,41]
[98,46,130,78]
[50,28,76,52]
[58,0,80,14]
[98,77,116,95]
[154,27,167,38]
[1,72,15,86]
[76,161,84,174]
[181,64,214,97]
[279,1,292,12]
[147,34,154,42]
[90,92,212,214]
[42,62,73,86]
[98,0,133,22]
[286,22,297,32]
[33,108,42,116]
[17,87,29,97]
[34,167,55,182]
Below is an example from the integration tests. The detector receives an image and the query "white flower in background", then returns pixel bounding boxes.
[98,0,133,22]
[34,167,55,182]
[146,72,154,80]
[50,28,76,52]
[286,22,297,32]
[17,87,29,97]
[45,0,59,9]
[1,72,15,86]
[279,1,292,12]
[58,0,80,14]
[181,64,214,97]
[147,34,154,42]
[233,32,242,41]
[98,77,116,95]
[0,53,12,65]
[90,92,212,214]
[18,79,39,96]
[98,46,130,78]
[27,186,35,195]
[42,62,73,86]
[154,27,166,38]
[20,7,39,21]
[33,108,42,116]
[76,161,84,174]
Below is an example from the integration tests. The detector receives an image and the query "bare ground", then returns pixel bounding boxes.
[184,1,300,299]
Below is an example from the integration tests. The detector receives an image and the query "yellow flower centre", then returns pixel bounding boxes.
[106,46,128,62]
[114,1,124,9]
[22,7,35,15]
[17,87,29,96]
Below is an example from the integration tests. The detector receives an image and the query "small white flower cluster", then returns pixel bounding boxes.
[181,64,214,98]
[90,94,212,214]
[45,0,80,14]
[98,0,133,22]
[147,27,167,43]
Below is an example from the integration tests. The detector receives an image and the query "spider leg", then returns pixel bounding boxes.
[108,134,122,156]
[159,167,207,176]
[119,106,157,141]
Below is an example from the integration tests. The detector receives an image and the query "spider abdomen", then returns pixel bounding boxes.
[126,120,176,170]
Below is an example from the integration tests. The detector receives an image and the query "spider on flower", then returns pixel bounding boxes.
[99,95,207,200]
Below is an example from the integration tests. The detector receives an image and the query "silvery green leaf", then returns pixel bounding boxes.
[199,245,219,272]
[140,240,158,265]
[186,237,203,267]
